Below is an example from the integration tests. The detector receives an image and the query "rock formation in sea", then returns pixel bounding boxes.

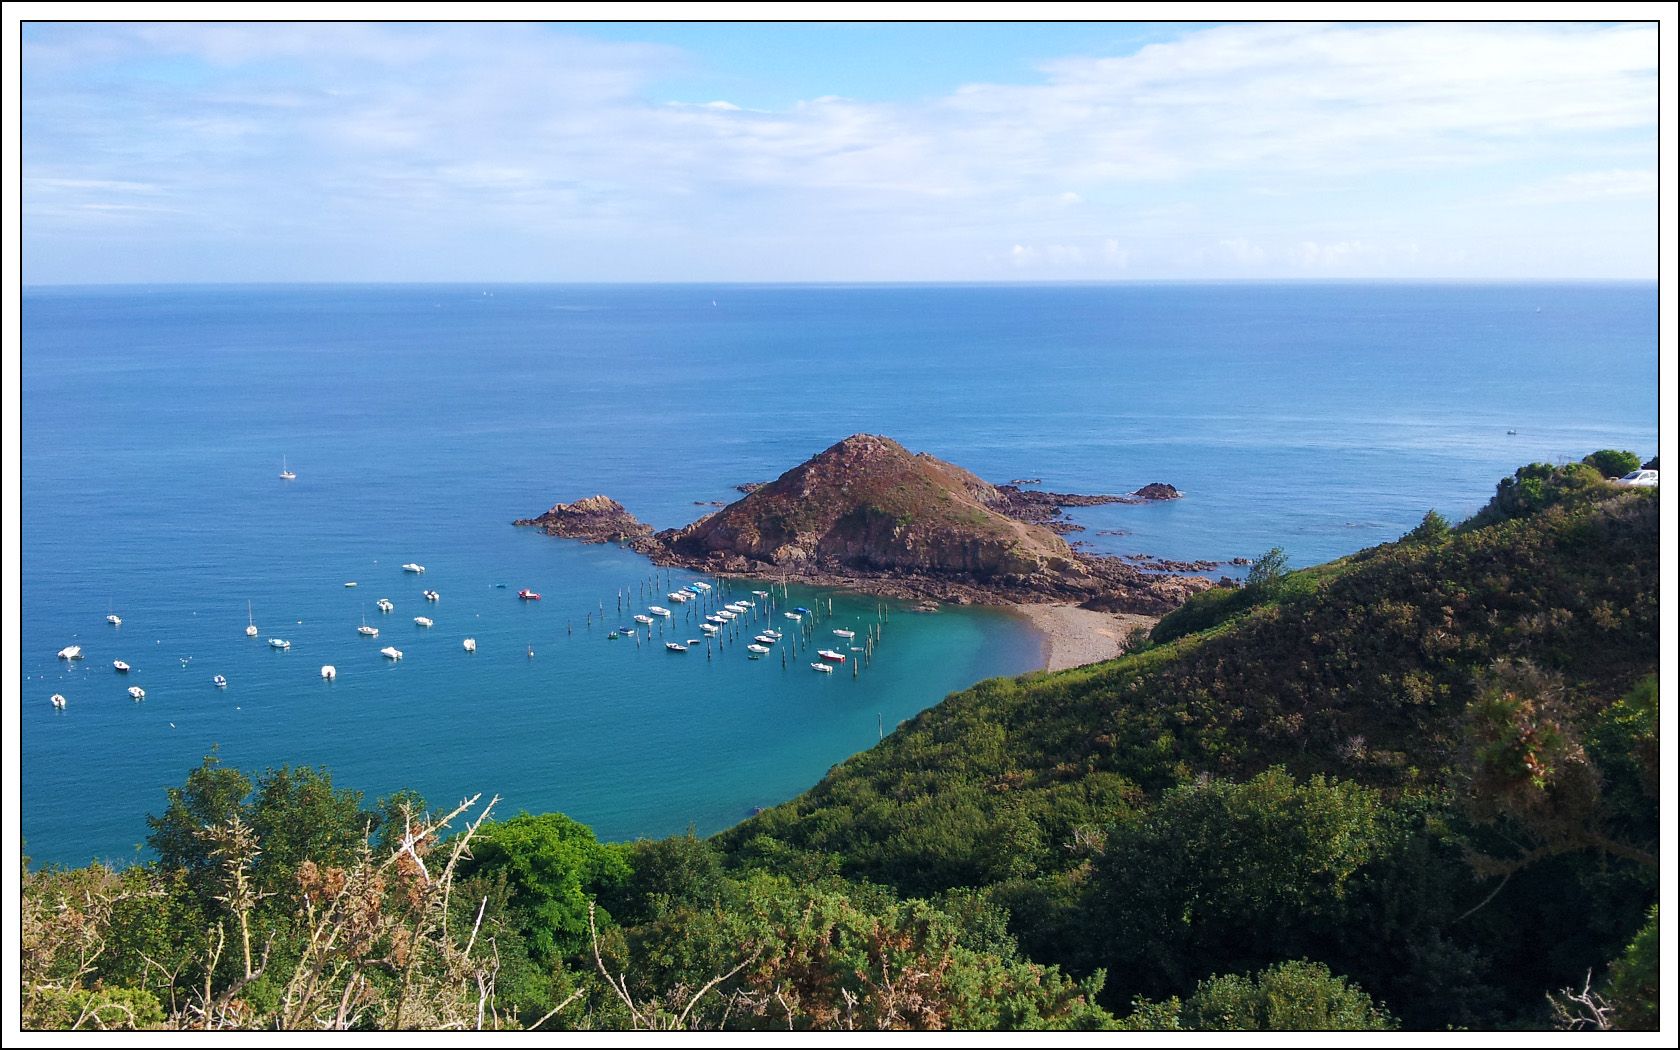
[517,435,1212,613]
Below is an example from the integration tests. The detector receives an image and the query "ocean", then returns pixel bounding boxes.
[19,282,1658,867]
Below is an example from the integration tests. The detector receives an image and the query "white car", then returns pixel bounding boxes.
[1615,469,1659,488]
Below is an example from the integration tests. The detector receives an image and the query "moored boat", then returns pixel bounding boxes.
[648,606,672,618]
[665,642,688,652]
[810,662,833,674]
[58,645,83,660]
[423,589,440,601]
[321,665,337,679]
[377,598,395,612]
[746,643,770,655]
[783,612,803,622]
[832,629,856,639]
[633,614,655,625]
[817,649,847,663]
[402,563,426,573]
[380,646,402,660]
[268,638,291,650]
[113,660,131,673]
[246,601,259,637]
[463,638,476,652]
[754,633,779,645]
[699,623,720,635]
[667,591,693,603]
[414,616,434,628]
[751,589,770,598]
[517,589,541,600]
[214,674,228,688]
[358,624,379,637]
[107,614,122,626]
[50,694,66,709]
[128,686,146,700]
[705,614,727,625]
[345,581,358,588]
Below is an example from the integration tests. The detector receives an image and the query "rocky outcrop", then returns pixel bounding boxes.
[513,495,655,547]
[517,436,1212,613]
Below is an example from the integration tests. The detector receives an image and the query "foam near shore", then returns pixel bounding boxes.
[1012,604,1159,672]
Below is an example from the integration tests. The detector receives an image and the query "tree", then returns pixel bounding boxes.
[458,812,631,966]
[1581,449,1640,480]
[146,753,252,903]
[1090,768,1390,999]
[1401,509,1451,545]
[1245,547,1290,588]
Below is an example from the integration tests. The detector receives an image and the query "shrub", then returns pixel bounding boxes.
[1581,450,1640,480]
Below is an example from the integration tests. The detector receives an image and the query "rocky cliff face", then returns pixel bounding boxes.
[517,435,1210,612]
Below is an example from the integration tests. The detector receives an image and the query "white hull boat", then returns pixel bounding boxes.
[462,638,476,652]
[58,646,83,660]
[321,665,337,680]
[381,647,402,660]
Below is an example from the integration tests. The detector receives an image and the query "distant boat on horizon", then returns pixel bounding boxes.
[280,456,296,481]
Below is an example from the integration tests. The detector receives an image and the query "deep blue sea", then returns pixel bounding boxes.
[19,282,1658,867]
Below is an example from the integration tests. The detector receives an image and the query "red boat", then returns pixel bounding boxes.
[816,649,848,663]
[517,589,541,600]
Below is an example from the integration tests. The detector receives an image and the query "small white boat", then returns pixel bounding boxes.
[423,590,440,601]
[213,675,227,688]
[667,591,693,603]
[280,456,296,481]
[783,612,803,622]
[377,598,394,613]
[754,634,779,645]
[747,644,770,655]
[699,623,720,635]
[380,646,402,660]
[268,638,291,650]
[763,629,783,640]
[113,660,131,673]
[345,581,358,588]
[691,581,712,592]
[58,646,83,660]
[402,563,426,574]
[810,662,833,674]
[751,590,770,598]
[648,606,672,618]
[462,638,476,652]
[246,601,259,637]
[686,638,702,646]
[665,642,688,652]
[320,665,337,680]
[50,694,66,709]
[414,616,434,628]
[358,625,379,637]
[633,614,655,625]
[717,609,738,621]
[128,686,146,700]
[833,629,856,639]
[107,614,122,626]
[729,602,753,612]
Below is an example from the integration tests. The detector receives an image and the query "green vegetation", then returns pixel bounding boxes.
[20,461,1658,1030]
[1582,448,1641,479]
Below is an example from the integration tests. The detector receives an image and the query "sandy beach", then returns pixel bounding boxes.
[1012,604,1160,672]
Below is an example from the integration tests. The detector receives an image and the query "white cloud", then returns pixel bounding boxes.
[20,21,1659,280]
[1507,169,1657,206]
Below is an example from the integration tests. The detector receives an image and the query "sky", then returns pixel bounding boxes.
[17,17,1662,283]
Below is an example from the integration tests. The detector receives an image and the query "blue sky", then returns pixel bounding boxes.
[19,19,1659,283]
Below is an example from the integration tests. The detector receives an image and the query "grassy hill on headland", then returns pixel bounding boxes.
[23,457,1659,1031]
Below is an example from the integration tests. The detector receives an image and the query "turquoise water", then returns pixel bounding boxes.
[19,283,1657,866]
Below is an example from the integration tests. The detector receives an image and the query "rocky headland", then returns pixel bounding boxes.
[516,435,1213,614]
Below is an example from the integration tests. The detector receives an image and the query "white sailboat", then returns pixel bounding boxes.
[280,456,296,480]
[246,601,259,638]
